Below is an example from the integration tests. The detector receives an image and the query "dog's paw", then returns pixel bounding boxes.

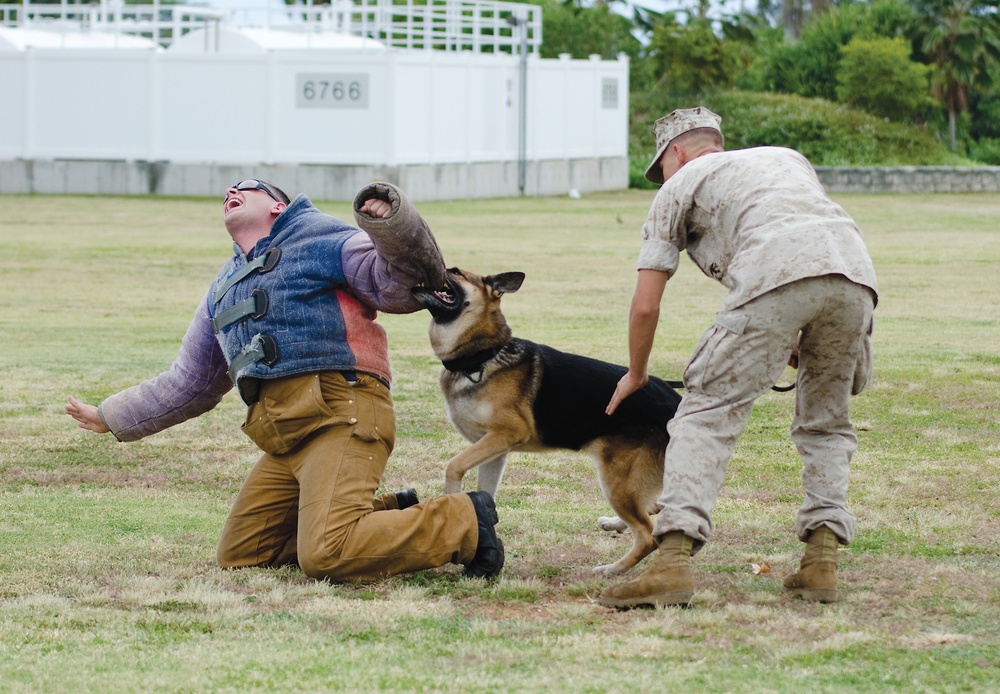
[593,562,626,577]
[597,516,628,534]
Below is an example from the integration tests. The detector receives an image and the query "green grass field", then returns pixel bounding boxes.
[2,191,998,692]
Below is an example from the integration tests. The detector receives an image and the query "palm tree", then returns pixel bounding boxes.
[914,0,1000,149]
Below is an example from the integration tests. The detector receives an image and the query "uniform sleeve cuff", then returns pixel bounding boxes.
[637,237,679,275]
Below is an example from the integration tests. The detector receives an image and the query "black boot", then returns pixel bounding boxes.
[394,488,420,510]
[463,492,505,579]
[373,488,420,512]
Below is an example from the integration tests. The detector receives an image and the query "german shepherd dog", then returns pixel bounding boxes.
[412,268,682,576]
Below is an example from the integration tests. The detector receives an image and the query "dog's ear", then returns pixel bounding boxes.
[486,272,525,296]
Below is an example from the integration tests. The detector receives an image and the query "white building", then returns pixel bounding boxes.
[0,0,629,200]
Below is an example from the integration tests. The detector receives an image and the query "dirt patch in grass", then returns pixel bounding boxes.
[4,466,176,489]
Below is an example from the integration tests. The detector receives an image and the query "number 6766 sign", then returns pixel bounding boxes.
[296,74,369,109]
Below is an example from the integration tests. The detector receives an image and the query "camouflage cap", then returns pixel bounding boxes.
[644,106,723,184]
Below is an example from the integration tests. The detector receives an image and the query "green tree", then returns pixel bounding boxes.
[836,36,932,121]
[757,0,926,102]
[969,85,1000,139]
[535,0,645,88]
[647,16,742,95]
[865,0,919,38]
[760,3,868,100]
[912,0,1000,149]
[537,0,640,60]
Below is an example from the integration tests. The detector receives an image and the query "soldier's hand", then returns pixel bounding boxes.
[606,371,647,416]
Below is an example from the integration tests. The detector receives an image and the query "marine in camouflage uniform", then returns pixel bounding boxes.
[599,107,878,609]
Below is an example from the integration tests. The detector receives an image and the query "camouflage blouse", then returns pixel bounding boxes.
[638,146,879,311]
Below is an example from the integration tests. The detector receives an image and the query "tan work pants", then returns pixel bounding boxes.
[217,371,479,581]
[653,275,875,549]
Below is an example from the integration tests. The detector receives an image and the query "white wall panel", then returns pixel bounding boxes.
[467,61,518,161]
[156,55,270,162]
[390,57,436,164]
[0,54,26,158]
[561,67,599,159]
[0,41,628,167]
[526,61,562,160]
[30,50,151,159]
[594,62,628,157]
[269,52,391,165]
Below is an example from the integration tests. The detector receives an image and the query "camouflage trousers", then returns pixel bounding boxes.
[653,274,875,549]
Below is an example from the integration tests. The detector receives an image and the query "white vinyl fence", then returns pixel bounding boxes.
[0,1,628,199]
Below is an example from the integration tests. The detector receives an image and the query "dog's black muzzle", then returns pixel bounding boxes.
[411,271,465,323]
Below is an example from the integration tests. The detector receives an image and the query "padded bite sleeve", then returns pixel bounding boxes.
[352,182,447,290]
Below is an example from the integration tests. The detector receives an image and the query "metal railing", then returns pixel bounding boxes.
[0,1,225,46]
[0,0,542,53]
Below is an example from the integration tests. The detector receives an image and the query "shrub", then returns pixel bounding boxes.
[969,137,1000,164]
[647,17,742,96]
[703,91,972,165]
[836,37,933,122]
[628,89,976,185]
[757,3,870,101]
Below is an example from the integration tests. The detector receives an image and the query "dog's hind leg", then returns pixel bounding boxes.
[593,506,657,576]
[476,454,508,498]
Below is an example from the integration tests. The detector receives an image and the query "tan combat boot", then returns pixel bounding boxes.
[783,526,840,603]
[597,532,695,609]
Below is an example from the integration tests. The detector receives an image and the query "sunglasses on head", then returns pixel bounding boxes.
[230,179,283,203]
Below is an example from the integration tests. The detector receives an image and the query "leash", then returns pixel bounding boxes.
[664,379,795,393]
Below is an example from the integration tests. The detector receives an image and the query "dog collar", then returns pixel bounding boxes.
[441,346,503,382]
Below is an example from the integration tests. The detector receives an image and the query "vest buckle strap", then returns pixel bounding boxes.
[228,333,280,384]
[258,333,280,366]
[260,246,282,273]
[213,247,282,304]
[212,289,269,333]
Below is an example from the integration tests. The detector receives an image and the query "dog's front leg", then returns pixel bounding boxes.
[443,433,517,495]
[476,454,508,498]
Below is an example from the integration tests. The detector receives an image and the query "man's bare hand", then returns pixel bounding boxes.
[359,198,393,219]
[65,396,110,434]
